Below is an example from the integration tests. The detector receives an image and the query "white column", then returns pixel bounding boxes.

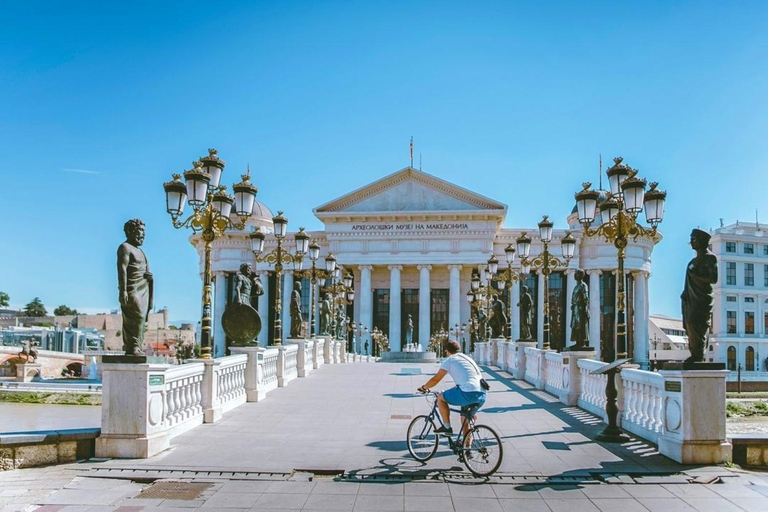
[389,265,402,351]
[537,272,545,348]
[257,271,269,346]
[448,265,462,329]
[283,272,293,343]
[313,280,320,336]
[359,265,373,332]
[588,270,601,358]
[213,272,228,358]
[511,280,521,341]
[633,271,649,369]
[565,270,576,348]
[418,265,432,350]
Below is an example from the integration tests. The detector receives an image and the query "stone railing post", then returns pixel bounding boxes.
[199,359,222,423]
[277,346,287,387]
[286,339,309,377]
[657,369,732,464]
[559,351,595,405]
[513,341,537,380]
[496,340,508,369]
[231,346,266,402]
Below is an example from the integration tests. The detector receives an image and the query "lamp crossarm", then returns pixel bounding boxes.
[255,249,302,266]
[583,212,658,243]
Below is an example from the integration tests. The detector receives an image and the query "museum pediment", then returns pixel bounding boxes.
[314,167,507,215]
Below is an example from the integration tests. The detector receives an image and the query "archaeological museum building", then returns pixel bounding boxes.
[193,166,656,368]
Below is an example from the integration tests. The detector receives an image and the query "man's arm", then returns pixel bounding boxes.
[117,244,130,306]
[419,369,448,392]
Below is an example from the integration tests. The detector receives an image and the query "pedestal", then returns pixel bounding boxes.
[512,341,537,380]
[230,346,266,402]
[286,339,312,377]
[15,362,42,382]
[657,369,732,464]
[559,351,595,405]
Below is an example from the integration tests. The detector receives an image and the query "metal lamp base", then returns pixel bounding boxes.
[595,426,630,443]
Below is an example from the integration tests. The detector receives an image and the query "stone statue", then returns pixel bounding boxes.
[222,264,263,346]
[681,229,718,363]
[117,219,152,356]
[320,294,331,335]
[405,314,414,345]
[569,269,590,349]
[289,281,302,338]
[364,340,369,355]
[489,295,507,338]
[336,305,346,339]
[518,285,533,340]
[235,263,263,306]
[18,339,39,363]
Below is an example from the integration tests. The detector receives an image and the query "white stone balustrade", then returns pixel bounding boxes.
[286,339,314,377]
[278,344,299,387]
[544,351,566,396]
[312,339,322,369]
[496,340,508,369]
[474,342,489,364]
[620,368,664,444]
[577,358,609,421]
[333,340,341,363]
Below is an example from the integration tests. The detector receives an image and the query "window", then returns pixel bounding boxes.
[765,312,768,335]
[727,346,736,371]
[746,311,755,334]
[746,346,755,371]
[745,297,755,303]
[765,265,768,287]
[726,242,736,253]
[745,263,755,286]
[727,311,737,334]
[727,296,737,302]
[745,243,755,254]
[726,262,736,285]
[764,245,768,256]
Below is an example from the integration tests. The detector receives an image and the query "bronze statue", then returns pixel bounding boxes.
[569,269,590,349]
[477,308,488,342]
[18,339,39,363]
[489,294,507,338]
[223,263,263,346]
[117,219,152,356]
[320,294,331,335]
[518,285,534,340]
[289,281,303,338]
[335,305,346,339]
[235,263,263,306]
[681,229,718,363]
[405,314,414,345]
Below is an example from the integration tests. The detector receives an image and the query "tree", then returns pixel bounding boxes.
[23,297,48,317]
[0,291,9,308]
[54,305,78,316]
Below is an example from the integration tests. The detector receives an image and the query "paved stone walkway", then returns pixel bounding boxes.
[2,362,768,511]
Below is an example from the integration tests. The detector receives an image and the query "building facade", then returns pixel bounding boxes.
[195,167,657,367]
[710,221,768,374]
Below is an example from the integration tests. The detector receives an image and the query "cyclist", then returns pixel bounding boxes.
[417,340,486,436]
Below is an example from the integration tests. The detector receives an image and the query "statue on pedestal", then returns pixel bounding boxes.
[405,314,414,346]
[289,281,303,338]
[518,285,533,340]
[117,219,152,356]
[489,295,507,338]
[681,229,718,363]
[569,269,590,350]
[320,294,331,335]
[223,263,263,346]
[235,263,263,306]
[477,308,488,342]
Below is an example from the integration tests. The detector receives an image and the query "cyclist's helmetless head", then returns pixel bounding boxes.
[445,340,461,354]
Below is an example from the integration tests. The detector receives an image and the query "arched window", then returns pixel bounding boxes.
[746,346,755,371]
[727,346,737,371]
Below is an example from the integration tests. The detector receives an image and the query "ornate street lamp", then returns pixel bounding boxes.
[294,241,333,339]
[321,266,354,340]
[163,149,258,359]
[467,268,494,345]
[574,157,666,360]
[517,216,575,351]
[487,244,523,340]
[249,214,307,346]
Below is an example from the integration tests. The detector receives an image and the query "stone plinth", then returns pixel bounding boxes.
[511,341,537,380]
[286,339,313,377]
[657,369,731,464]
[16,363,42,382]
[230,346,267,402]
[379,351,437,363]
[474,342,489,365]
[560,351,597,405]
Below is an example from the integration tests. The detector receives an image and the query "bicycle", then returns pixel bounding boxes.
[406,390,503,477]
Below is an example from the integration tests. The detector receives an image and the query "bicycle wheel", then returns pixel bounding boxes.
[462,424,503,477]
[406,415,439,462]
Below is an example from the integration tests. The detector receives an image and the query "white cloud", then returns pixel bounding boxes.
[61,168,102,175]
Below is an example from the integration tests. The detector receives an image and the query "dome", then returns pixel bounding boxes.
[251,200,273,222]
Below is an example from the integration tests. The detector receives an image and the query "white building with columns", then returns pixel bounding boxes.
[192,166,657,368]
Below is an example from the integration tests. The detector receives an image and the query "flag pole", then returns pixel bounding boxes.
[410,136,414,168]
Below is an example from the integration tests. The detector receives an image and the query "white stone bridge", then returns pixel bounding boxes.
[0,346,84,379]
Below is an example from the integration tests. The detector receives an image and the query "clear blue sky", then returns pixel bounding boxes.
[2,1,767,322]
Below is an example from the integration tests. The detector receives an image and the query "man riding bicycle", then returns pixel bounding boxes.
[418,340,487,436]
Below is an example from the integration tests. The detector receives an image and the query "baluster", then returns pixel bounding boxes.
[181,378,190,420]
[639,383,649,428]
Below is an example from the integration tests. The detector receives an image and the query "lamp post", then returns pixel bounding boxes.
[321,267,354,340]
[467,268,495,343]
[515,217,576,351]
[249,213,309,346]
[293,242,334,339]
[574,157,666,361]
[163,149,258,359]
[487,244,523,340]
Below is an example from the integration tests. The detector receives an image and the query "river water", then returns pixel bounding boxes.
[0,403,100,433]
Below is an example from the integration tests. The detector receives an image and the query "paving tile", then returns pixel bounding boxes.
[356,484,404,496]
[452,497,503,512]
[493,485,542,499]
[447,484,496,498]
[619,486,675,499]
[536,486,587,499]
[403,495,454,511]
[499,498,552,512]
[709,484,767,499]
[590,498,648,512]
[680,497,746,512]
[252,493,308,510]
[264,481,316,494]
[661,484,719,498]
[636,498,696,512]
[157,499,204,508]
[543,499,599,512]
[200,491,260,508]
[303,493,356,510]
[310,481,360,495]
[353,494,404,511]
[403,483,450,497]
[727,497,768,512]
[580,486,631,499]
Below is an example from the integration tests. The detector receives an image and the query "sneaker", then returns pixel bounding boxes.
[434,425,453,435]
